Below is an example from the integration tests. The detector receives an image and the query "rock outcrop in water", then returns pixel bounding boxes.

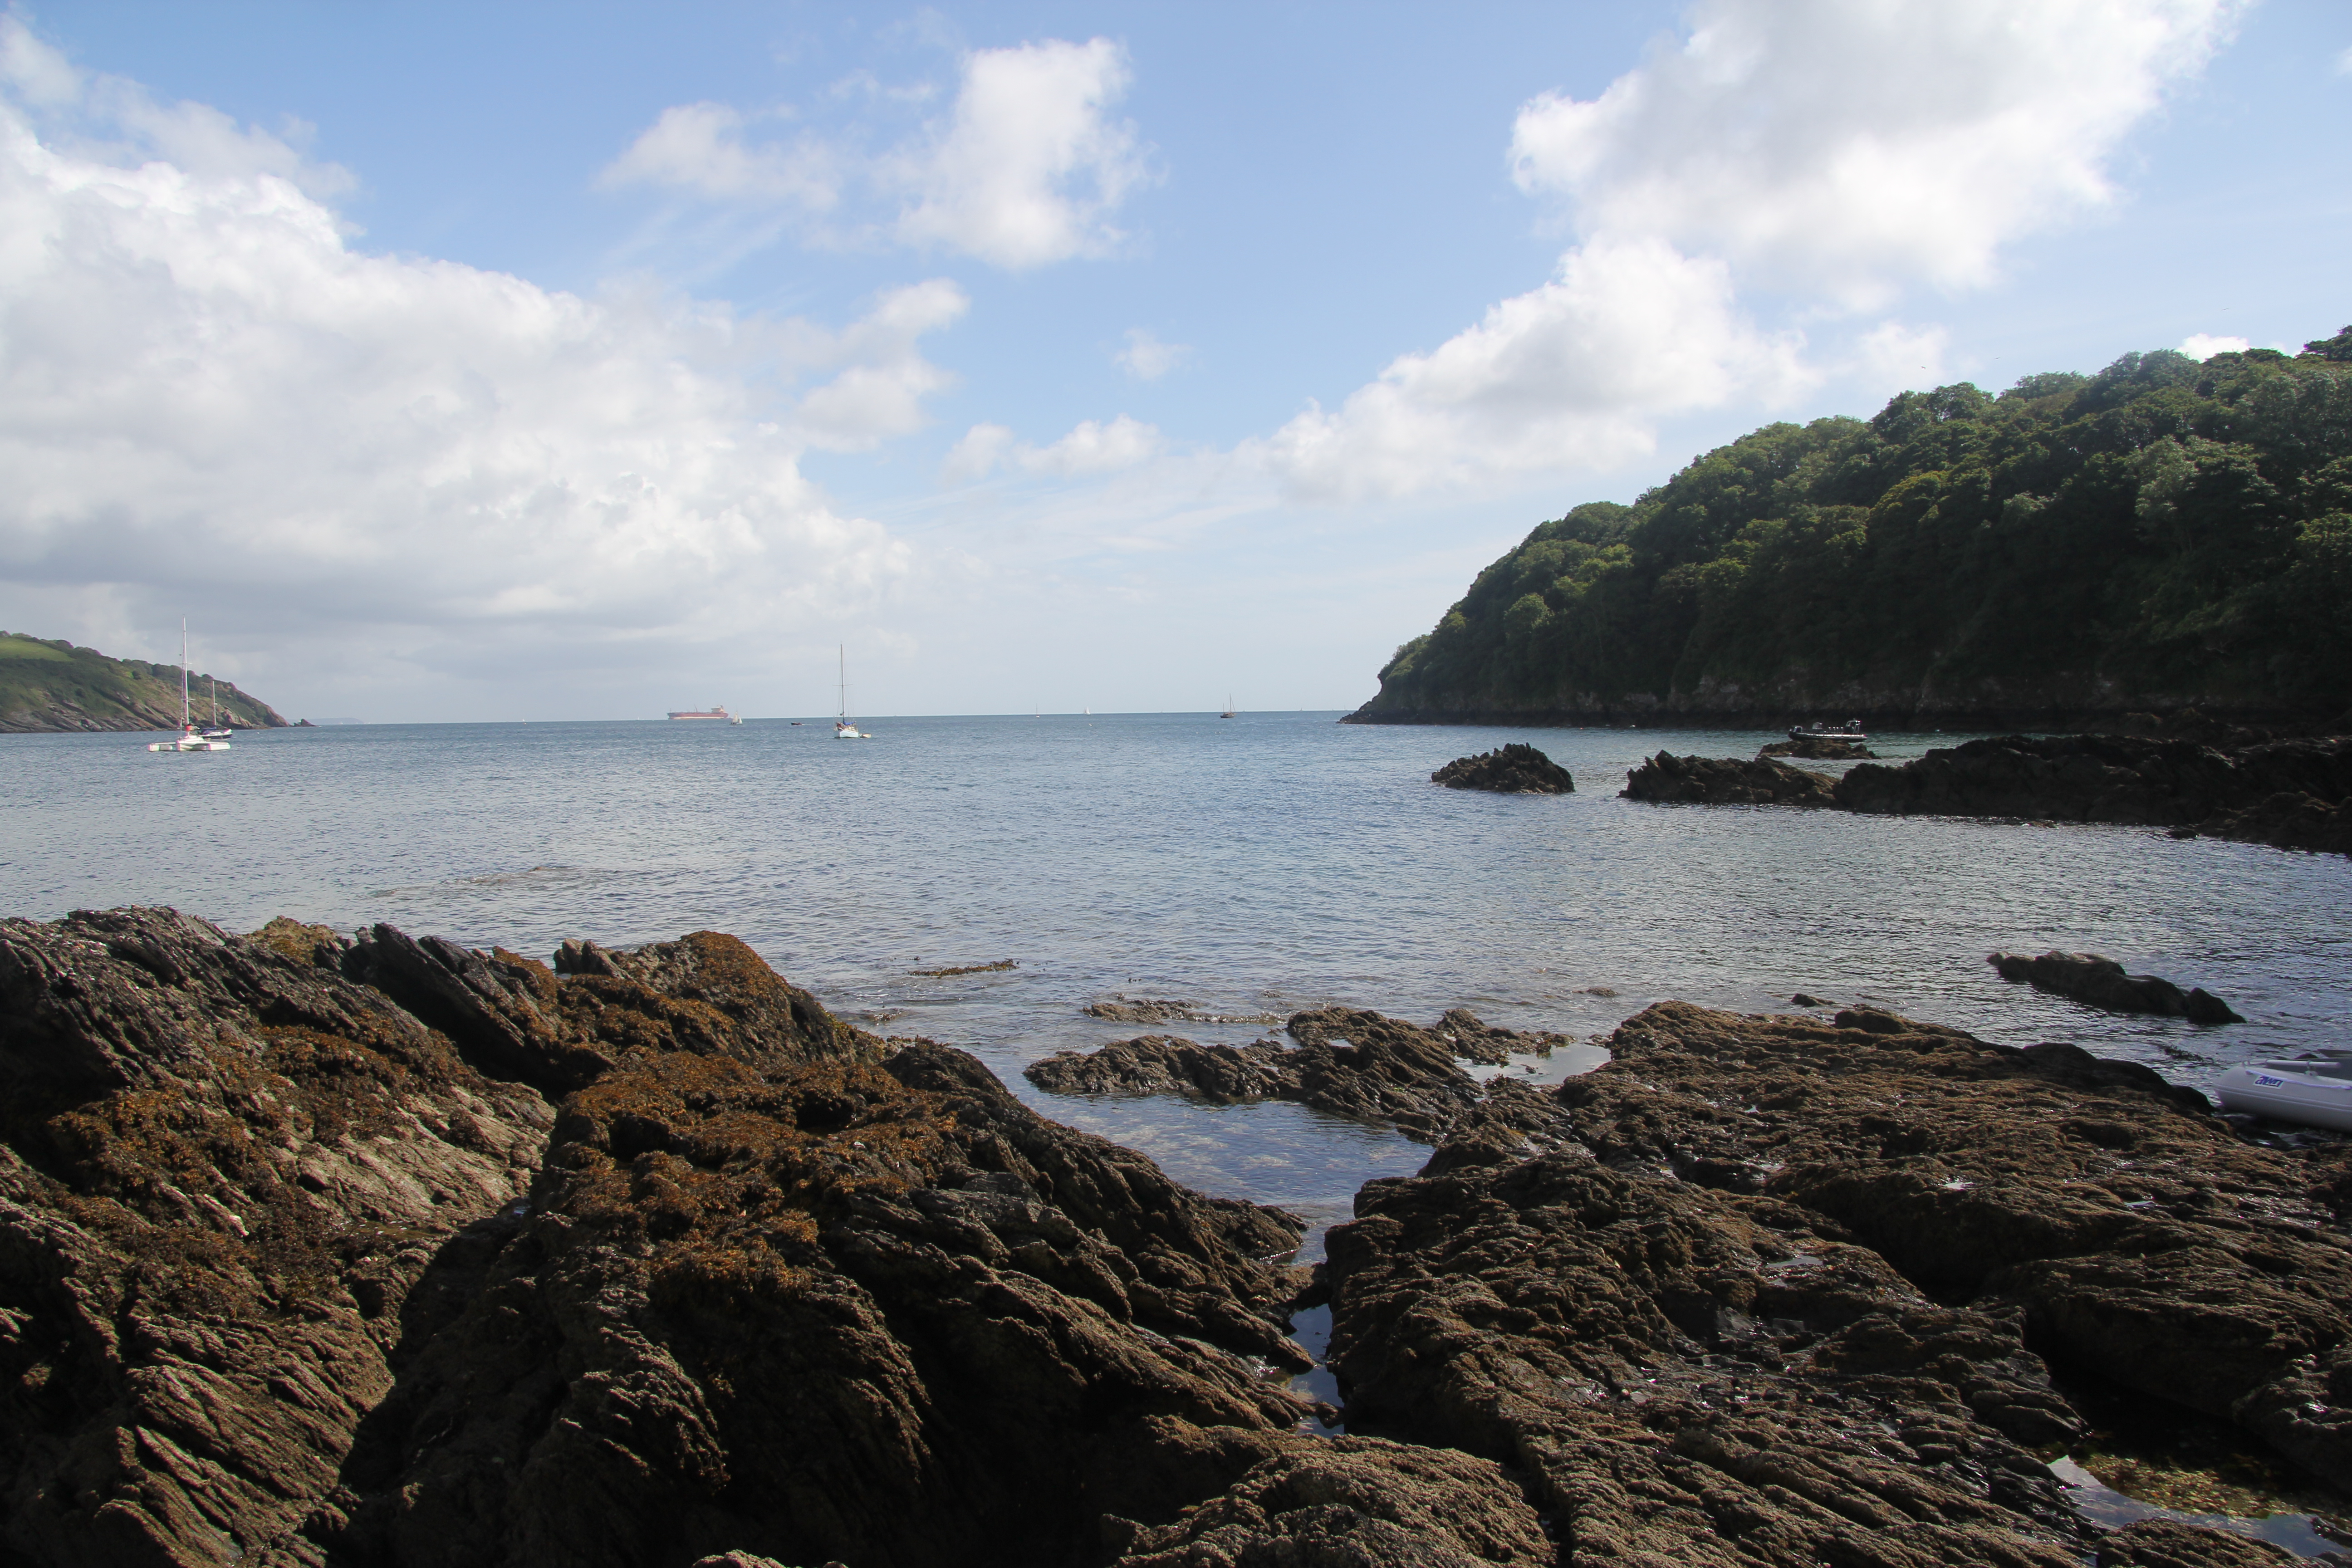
[1760,735,1877,760]
[1322,1000,2352,1566]
[1989,950,2245,1025]
[1025,1007,1572,1142]
[1431,744,1577,795]
[1621,750,1837,806]
[1835,734,2352,854]
[0,908,1336,1568]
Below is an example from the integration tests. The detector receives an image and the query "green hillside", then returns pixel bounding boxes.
[0,632,289,733]
[1354,327,2352,726]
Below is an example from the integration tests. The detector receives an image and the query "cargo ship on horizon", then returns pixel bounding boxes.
[667,705,742,723]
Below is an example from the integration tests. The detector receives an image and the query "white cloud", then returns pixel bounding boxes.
[940,414,1163,481]
[888,38,1146,267]
[2180,332,2250,360]
[793,279,969,450]
[0,56,963,685]
[598,102,837,207]
[1116,327,1188,380]
[1018,415,1162,475]
[1254,239,1811,502]
[603,37,1147,270]
[942,422,1016,483]
[1240,0,2239,506]
[2337,44,2352,76]
[1854,320,1951,393]
[1509,0,2243,307]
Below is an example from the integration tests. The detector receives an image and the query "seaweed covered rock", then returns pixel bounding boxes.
[0,908,555,1567]
[1835,734,2352,847]
[1990,950,2244,1024]
[1025,1007,1572,1142]
[1320,1001,2352,1566]
[1621,750,1837,805]
[0,908,1322,1568]
[1431,743,1576,794]
[1760,734,1877,759]
[1106,1437,1552,1567]
[337,1042,1315,1568]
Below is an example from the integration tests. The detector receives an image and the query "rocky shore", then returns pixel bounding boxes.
[1837,735,2352,854]
[1621,733,2352,856]
[3,910,2347,1567]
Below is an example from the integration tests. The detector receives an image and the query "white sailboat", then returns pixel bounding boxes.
[834,646,870,739]
[202,676,233,739]
[147,622,231,752]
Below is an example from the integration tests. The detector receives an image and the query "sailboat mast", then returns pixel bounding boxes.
[838,644,846,720]
[179,620,189,733]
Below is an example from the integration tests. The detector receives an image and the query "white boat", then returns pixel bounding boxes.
[2217,1052,2352,1132]
[201,676,234,739]
[1789,720,1867,742]
[148,622,231,752]
[834,646,870,739]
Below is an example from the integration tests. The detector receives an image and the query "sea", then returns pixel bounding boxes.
[8,710,2346,1223]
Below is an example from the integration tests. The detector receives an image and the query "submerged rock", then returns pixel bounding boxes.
[1431,743,1576,794]
[1621,750,1837,805]
[1989,950,2244,1024]
[1025,1007,1573,1142]
[1083,996,1282,1025]
[1319,1000,2351,1566]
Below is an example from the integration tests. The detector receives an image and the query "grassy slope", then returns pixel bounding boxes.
[1362,330,2352,724]
[0,633,290,733]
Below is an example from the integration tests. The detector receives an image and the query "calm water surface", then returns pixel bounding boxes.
[6,712,2347,1211]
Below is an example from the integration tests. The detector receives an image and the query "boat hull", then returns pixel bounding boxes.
[2217,1065,2352,1132]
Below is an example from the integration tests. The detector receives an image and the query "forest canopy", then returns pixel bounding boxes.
[1357,327,2352,723]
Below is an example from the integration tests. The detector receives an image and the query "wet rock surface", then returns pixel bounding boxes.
[1760,735,1877,760]
[1025,1008,1573,1142]
[6,912,2342,1567]
[1834,734,2352,854]
[1991,951,2245,1024]
[1621,751,1837,806]
[1319,1000,2352,1567]
[1432,744,1577,795]
[0,908,1330,1568]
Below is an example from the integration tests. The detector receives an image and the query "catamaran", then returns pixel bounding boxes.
[147,622,231,752]
[835,646,870,738]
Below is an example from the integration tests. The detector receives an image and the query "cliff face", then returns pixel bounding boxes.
[1353,333,2352,729]
[0,633,288,733]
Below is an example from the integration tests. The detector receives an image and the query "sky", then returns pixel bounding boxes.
[0,0,2346,723]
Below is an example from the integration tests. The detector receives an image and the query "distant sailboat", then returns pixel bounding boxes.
[835,646,870,739]
[1220,694,1235,719]
[202,676,233,739]
[147,622,230,752]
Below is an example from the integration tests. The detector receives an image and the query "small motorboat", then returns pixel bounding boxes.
[2216,1051,2352,1132]
[1789,720,1867,742]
